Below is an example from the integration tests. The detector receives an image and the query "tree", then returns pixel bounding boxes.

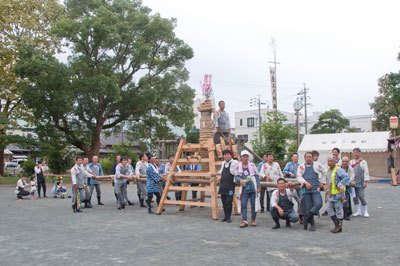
[251,111,296,163]
[310,109,350,134]
[0,0,63,175]
[16,0,195,159]
[370,53,400,131]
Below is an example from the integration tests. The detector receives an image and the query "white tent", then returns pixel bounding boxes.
[298,131,390,178]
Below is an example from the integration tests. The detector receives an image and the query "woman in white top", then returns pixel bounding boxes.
[15,174,31,199]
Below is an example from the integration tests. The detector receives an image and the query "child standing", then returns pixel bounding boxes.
[30,176,37,199]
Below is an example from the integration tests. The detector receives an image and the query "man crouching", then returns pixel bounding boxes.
[270,178,299,229]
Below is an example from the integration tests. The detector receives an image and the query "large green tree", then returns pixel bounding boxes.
[370,52,400,131]
[0,0,63,175]
[310,109,350,134]
[251,111,295,163]
[16,0,194,159]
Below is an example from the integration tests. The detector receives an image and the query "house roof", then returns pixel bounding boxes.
[298,131,390,153]
[100,132,139,147]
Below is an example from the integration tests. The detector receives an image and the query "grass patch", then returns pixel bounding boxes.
[0,175,71,184]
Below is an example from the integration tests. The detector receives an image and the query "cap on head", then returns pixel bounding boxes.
[240,150,250,157]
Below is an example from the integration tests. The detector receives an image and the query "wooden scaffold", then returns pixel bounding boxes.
[156,75,240,219]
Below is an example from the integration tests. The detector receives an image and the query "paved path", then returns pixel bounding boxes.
[0,183,399,265]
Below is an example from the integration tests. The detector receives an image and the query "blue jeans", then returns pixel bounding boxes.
[241,190,256,222]
[303,192,323,216]
[270,208,299,223]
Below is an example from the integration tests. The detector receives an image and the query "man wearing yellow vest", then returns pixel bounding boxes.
[326,157,350,233]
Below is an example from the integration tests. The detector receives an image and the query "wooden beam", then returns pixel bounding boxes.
[174,171,211,178]
[156,177,172,214]
[208,138,219,220]
[163,200,212,207]
[181,143,207,152]
[168,186,212,192]
[179,183,189,211]
[391,167,398,186]
[244,144,263,161]
[176,158,210,165]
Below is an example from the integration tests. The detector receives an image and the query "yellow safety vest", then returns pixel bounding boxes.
[327,166,345,196]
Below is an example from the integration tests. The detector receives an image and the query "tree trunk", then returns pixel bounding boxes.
[86,127,102,161]
[0,147,4,176]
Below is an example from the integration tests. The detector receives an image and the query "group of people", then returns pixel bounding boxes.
[15,160,48,200]
[216,147,370,233]
[69,153,180,214]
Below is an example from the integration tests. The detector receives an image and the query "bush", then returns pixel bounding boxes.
[99,157,114,175]
[21,160,36,176]
[47,150,75,174]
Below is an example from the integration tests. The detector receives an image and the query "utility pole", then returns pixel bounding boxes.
[297,84,311,134]
[250,95,266,142]
[268,38,280,111]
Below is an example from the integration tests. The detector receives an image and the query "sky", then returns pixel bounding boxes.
[142,0,400,119]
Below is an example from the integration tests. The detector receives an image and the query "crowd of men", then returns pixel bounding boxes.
[215,147,370,233]
[15,100,371,234]
[63,144,370,234]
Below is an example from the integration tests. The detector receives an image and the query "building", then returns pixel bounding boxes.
[234,108,373,144]
[298,131,391,177]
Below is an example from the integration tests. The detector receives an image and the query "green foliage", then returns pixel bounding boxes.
[47,149,75,174]
[186,130,199,143]
[112,142,139,163]
[21,160,36,176]
[370,63,400,131]
[99,157,114,175]
[310,109,350,134]
[0,0,63,175]
[15,0,195,158]
[127,115,179,152]
[251,111,296,163]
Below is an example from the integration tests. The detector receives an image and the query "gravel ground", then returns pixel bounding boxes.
[0,182,399,265]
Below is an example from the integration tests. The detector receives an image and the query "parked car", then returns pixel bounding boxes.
[11,155,28,165]
[4,162,22,176]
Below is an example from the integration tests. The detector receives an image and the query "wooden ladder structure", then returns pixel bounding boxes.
[156,138,220,219]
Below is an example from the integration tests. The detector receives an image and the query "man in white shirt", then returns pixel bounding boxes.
[259,152,284,212]
[270,178,299,229]
[296,152,326,231]
[213,149,239,223]
[71,157,95,213]
[165,154,181,201]
[135,153,149,207]
[350,148,370,217]
[82,157,94,208]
